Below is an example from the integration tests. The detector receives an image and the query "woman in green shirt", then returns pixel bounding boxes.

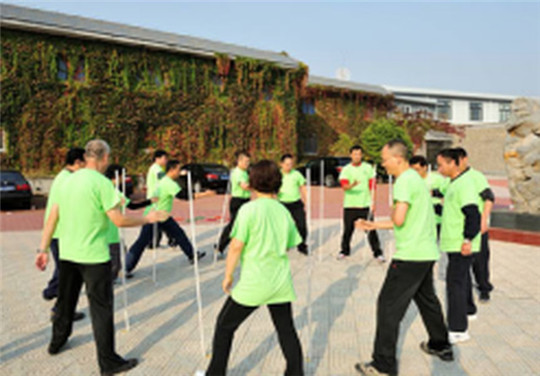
[206,160,304,376]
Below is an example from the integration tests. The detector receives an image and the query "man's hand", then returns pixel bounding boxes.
[461,241,472,256]
[222,274,234,294]
[146,210,168,223]
[356,219,376,231]
[35,251,49,271]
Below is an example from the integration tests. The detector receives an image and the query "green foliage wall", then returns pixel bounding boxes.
[0,29,306,175]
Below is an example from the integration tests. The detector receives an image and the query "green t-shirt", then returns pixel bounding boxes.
[58,169,120,263]
[440,172,481,253]
[338,162,374,208]
[231,167,250,199]
[392,169,439,261]
[278,169,306,203]
[144,175,181,217]
[466,168,490,214]
[106,188,130,244]
[146,163,164,199]
[425,171,446,225]
[230,198,301,307]
[44,169,71,239]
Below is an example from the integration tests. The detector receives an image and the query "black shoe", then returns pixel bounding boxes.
[48,339,67,355]
[125,271,134,279]
[189,251,206,265]
[73,311,85,321]
[101,358,138,376]
[297,245,308,255]
[354,362,395,375]
[420,341,454,361]
[479,291,490,302]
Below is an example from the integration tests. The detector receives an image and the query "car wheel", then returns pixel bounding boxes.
[193,181,202,193]
[324,174,336,187]
[21,199,32,210]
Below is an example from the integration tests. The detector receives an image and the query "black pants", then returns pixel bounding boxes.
[43,238,60,299]
[340,208,382,257]
[282,200,308,252]
[126,217,194,272]
[207,297,303,376]
[109,243,121,281]
[51,260,125,372]
[446,253,476,332]
[372,260,449,375]
[472,233,493,293]
[217,197,250,253]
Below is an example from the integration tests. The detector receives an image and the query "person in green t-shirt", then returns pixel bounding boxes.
[437,148,482,345]
[278,153,308,255]
[36,140,167,375]
[337,145,383,261]
[453,147,495,302]
[205,160,303,376]
[41,147,86,322]
[355,139,453,376]
[216,150,251,257]
[146,150,169,249]
[125,160,214,274]
[104,164,157,282]
[410,155,448,237]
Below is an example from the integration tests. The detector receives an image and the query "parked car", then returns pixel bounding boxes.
[297,157,351,187]
[0,170,33,209]
[180,163,230,194]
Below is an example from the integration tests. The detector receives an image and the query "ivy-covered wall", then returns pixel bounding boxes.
[297,87,394,158]
[1,29,307,175]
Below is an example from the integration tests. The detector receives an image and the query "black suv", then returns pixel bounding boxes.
[0,170,33,209]
[180,163,230,194]
[297,157,351,187]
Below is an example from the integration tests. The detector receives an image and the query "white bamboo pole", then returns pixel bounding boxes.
[187,171,206,358]
[305,167,313,362]
[318,160,324,262]
[117,169,130,331]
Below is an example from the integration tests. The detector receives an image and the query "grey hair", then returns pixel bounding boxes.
[85,139,110,160]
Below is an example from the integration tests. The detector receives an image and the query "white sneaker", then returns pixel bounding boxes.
[376,255,386,263]
[336,253,348,260]
[468,314,478,321]
[194,371,206,376]
[448,331,470,344]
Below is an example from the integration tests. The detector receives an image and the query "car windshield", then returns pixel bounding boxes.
[337,157,351,166]
[202,165,229,174]
[0,171,27,185]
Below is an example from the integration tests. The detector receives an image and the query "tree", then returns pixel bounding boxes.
[329,133,356,156]
[360,117,413,164]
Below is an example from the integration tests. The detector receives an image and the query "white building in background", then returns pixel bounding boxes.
[384,86,516,125]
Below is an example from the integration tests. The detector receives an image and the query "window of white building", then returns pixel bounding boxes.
[469,102,483,121]
[437,99,452,121]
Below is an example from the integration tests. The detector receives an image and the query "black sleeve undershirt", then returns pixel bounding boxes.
[479,188,495,202]
[461,204,481,240]
[432,189,444,199]
[126,199,152,210]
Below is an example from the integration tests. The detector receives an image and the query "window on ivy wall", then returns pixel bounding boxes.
[74,56,86,82]
[301,100,316,115]
[499,102,511,122]
[57,55,68,81]
[303,134,318,155]
[469,102,483,121]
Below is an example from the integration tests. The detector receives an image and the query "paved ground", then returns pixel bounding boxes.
[1,218,538,376]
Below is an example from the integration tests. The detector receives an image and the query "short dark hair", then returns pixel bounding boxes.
[249,160,282,194]
[385,139,409,159]
[153,150,168,161]
[437,148,460,165]
[104,164,124,180]
[409,155,427,167]
[452,147,468,159]
[166,159,181,172]
[235,150,250,161]
[65,147,85,166]
[280,153,293,162]
[350,145,363,153]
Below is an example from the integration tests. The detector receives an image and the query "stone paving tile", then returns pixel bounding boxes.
[1,221,539,376]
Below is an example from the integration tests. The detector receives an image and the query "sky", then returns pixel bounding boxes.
[2,1,540,96]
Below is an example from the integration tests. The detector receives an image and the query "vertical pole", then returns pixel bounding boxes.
[306,168,313,362]
[214,178,231,265]
[188,171,206,358]
[318,160,324,262]
[118,169,130,331]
